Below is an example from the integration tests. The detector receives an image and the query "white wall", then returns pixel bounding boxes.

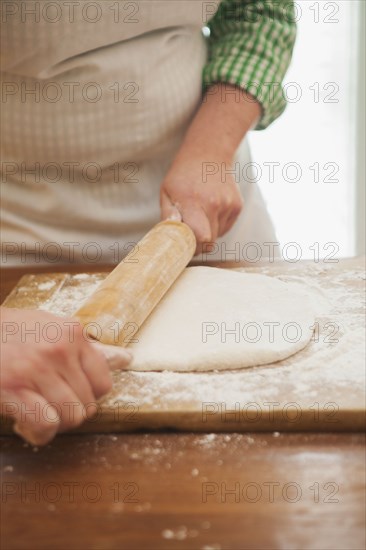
[250,0,364,259]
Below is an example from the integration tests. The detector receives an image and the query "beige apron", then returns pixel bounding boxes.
[0,0,277,267]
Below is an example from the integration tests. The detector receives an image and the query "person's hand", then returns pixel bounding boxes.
[160,152,244,255]
[160,84,261,255]
[0,307,132,445]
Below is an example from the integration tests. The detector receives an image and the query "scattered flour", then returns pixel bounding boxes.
[20,262,365,415]
[161,526,198,541]
[37,280,57,291]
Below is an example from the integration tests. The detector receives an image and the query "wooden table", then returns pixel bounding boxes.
[1,261,365,550]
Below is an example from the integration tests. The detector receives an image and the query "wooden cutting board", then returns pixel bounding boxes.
[1,259,365,434]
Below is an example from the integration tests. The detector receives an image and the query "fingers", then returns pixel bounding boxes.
[160,192,182,222]
[81,342,133,399]
[33,371,92,431]
[3,342,127,446]
[161,183,243,255]
[181,205,211,242]
[0,309,133,447]
[161,189,214,255]
[3,389,60,446]
[218,193,244,236]
[203,196,220,242]
[58,354,96,407]
[78,343,113,399]
[92,342,133,371]
[2,343,128,445]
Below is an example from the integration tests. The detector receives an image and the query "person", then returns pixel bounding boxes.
[0,0,297,444]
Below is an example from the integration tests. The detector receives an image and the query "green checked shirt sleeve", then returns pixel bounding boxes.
[203,0,297,130]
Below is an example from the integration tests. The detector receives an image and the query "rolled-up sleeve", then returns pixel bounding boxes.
[203,0,297,130]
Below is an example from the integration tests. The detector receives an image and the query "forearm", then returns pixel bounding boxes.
[160,83,259,251]
[175,83,261,163]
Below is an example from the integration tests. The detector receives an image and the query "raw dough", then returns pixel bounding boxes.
[127,266,315,371]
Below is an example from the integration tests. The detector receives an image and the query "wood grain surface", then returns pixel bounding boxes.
[1,258,365,434]
[1,433,365,550]
[1,260,365,550]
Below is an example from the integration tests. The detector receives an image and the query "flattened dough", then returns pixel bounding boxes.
[127,266,315,371]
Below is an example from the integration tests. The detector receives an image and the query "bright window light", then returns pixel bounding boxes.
[250,0,360,259]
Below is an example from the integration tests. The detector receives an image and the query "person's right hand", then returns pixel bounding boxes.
[0,307,132,446]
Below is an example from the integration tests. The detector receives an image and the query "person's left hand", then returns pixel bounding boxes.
[160,152,243,255]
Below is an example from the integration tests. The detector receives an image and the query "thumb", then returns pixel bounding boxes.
[160,191,182,222]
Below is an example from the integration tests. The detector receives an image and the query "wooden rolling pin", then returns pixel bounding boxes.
[73,221,196,346]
